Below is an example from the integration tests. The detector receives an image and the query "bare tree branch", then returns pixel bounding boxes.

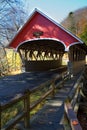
[0,0,27,46]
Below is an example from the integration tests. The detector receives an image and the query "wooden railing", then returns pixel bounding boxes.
[0,71,68,130]
[65,102,82,130]
[64,73,83,130]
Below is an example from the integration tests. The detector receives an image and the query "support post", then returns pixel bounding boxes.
[51,80,55,98]
[67,50,73,79]
[24,90,30,128]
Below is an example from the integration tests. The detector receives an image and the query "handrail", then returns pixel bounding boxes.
[64,73,83,130]
[0,71,68,130]
[65,101,82,130]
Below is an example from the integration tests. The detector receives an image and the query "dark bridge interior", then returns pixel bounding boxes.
[18,39,65,71]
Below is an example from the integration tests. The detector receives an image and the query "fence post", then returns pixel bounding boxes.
[24,90,30,128]
[51,79,55,98]
[62,73,64,87]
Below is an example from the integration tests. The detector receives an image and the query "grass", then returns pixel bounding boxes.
[1,85,51,128]
[1,101,23,127]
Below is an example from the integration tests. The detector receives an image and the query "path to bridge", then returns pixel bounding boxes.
[0,66,66,104]
[29,73,81,130]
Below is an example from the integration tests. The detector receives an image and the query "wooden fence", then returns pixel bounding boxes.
[64,73,83,130]
[0,70,83,130]
[0,71,68,130]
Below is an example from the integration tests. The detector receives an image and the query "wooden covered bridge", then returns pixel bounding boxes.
[8,8,86,74]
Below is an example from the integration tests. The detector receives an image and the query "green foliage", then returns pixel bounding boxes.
[6,49,22,72]
[1,101,23,127]
[0,47,9,75]
[0,48,22,76]
[1,87,48,127]
[80,25,87,45]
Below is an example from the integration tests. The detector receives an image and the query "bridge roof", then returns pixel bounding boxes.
[8,8,83,50]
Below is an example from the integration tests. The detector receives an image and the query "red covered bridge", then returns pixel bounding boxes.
[8,8,86,72]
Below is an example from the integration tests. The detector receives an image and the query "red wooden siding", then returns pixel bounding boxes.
[9,9,83,49]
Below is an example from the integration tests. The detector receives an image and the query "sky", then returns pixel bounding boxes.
[25,0,87,23]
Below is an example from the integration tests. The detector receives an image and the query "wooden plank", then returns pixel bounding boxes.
[65,102,82,130]
[1,94,25,111]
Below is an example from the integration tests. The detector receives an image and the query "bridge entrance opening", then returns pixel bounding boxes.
[18,39,65,71]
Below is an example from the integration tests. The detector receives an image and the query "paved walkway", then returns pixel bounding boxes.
[28,74,81,130]
[0,67,66,104]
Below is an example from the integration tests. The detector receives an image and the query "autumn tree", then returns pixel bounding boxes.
[80,24,87,45]
[68,12,76,34]
[61,7,87,45]
[0,0,27,75]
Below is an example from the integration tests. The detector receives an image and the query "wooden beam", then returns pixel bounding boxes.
[65,101,82,130]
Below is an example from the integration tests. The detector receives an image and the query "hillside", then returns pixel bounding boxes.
[61,7,87,44]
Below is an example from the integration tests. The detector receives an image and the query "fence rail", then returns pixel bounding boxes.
[64,73,83,130]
